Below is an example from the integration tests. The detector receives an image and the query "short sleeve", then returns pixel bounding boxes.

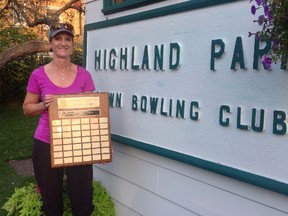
[80,67,96,92]
[27,68,41,94]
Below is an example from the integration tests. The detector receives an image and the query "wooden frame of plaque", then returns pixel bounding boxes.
[48,92,112,168]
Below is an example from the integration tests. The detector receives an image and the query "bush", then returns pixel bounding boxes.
[0,25,39,104]
[2,181,115,216]
[0,55,39,104]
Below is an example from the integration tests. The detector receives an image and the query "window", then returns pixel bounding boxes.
[102,0,165,15]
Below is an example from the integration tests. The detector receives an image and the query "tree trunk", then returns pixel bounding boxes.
[0,40,51,71]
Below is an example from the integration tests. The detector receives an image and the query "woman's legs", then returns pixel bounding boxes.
[32,139,64,216]
[66,165,94,216]
[33,139,94,216]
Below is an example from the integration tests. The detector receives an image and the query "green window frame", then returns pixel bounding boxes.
[102,0,165,15]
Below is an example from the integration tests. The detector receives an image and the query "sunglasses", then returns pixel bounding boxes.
[50,23,74,35]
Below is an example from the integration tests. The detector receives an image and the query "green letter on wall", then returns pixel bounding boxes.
[219,105,230,126]
[169,43,180,70]
[231,36,245,70]
[211,39,225,71]
[273,110,286,135]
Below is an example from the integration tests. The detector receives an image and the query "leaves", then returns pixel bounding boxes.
[92,181,116,216]
[1,181,115,216]
[1,183,42,216]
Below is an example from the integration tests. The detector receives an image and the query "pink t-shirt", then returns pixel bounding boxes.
[27,65,96,144]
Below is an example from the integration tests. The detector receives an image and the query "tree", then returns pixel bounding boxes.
[0,0,84,71]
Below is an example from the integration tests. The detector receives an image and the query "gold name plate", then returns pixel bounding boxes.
[48,92,112,168]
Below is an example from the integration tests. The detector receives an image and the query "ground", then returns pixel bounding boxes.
[9,158,34,176]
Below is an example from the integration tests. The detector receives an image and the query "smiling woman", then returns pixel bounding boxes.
[22,22,96,216]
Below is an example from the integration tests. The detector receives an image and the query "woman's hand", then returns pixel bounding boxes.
[23,93,55,116]
[43,94,55,109]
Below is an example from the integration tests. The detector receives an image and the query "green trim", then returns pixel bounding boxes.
[103,0,165,15]
[83,0,288,196]
[112,134,288,196]
[83,28,87,68]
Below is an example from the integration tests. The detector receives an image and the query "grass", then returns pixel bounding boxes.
[0,102,38,216]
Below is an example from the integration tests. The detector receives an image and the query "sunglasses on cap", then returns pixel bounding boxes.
[49,23,74,38]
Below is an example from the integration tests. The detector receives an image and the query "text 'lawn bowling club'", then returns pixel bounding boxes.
[48,92,112,167]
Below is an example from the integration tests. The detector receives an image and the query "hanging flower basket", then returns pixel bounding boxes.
[249,0,288,69]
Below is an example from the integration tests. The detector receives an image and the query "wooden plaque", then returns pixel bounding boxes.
[48,92,112,168]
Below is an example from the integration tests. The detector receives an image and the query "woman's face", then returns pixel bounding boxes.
[50,32,73,59]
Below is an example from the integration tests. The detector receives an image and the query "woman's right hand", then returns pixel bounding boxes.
[23,93,55,116]
[43,94,55,109]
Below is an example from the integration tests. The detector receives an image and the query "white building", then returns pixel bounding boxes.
[84,0,288,215]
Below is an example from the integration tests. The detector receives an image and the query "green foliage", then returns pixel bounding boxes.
[0,55,39,104]
[0,25,38,104]
[0,25,37,51]
[0,104,37,216]
[2,183,42,216]
[71,45,84,66]
[250,0,288,64]
[2,181,115,216]
[92,181,116,216]
[269,0,288,61]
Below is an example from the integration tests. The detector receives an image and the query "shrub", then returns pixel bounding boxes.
[2,181,115,216]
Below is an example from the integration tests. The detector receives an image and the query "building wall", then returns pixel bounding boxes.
[84,0,288,215]
[94,142,288,216]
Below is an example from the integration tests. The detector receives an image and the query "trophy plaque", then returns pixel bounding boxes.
[48,92,112,168]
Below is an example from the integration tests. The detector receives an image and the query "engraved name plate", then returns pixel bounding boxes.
[48,93,112,168]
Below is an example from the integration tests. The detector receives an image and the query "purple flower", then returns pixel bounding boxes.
[248,32,253,37]
[258,15,265,25]
[261,55,272,69]
[264,5,270,16]
[251,5,257,15]
[256,0,263,6]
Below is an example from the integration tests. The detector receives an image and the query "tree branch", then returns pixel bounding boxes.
[0,41,51,70]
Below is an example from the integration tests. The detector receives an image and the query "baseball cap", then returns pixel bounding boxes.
[49,23,74,39]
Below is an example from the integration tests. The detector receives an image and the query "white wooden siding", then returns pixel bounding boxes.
[93,142,288,216]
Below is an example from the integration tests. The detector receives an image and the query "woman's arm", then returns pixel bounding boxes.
[23,92,46,116]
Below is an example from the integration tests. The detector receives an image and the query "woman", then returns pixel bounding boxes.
[23,23,95,216]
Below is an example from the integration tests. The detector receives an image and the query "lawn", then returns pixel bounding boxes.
[0,103,38,216]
